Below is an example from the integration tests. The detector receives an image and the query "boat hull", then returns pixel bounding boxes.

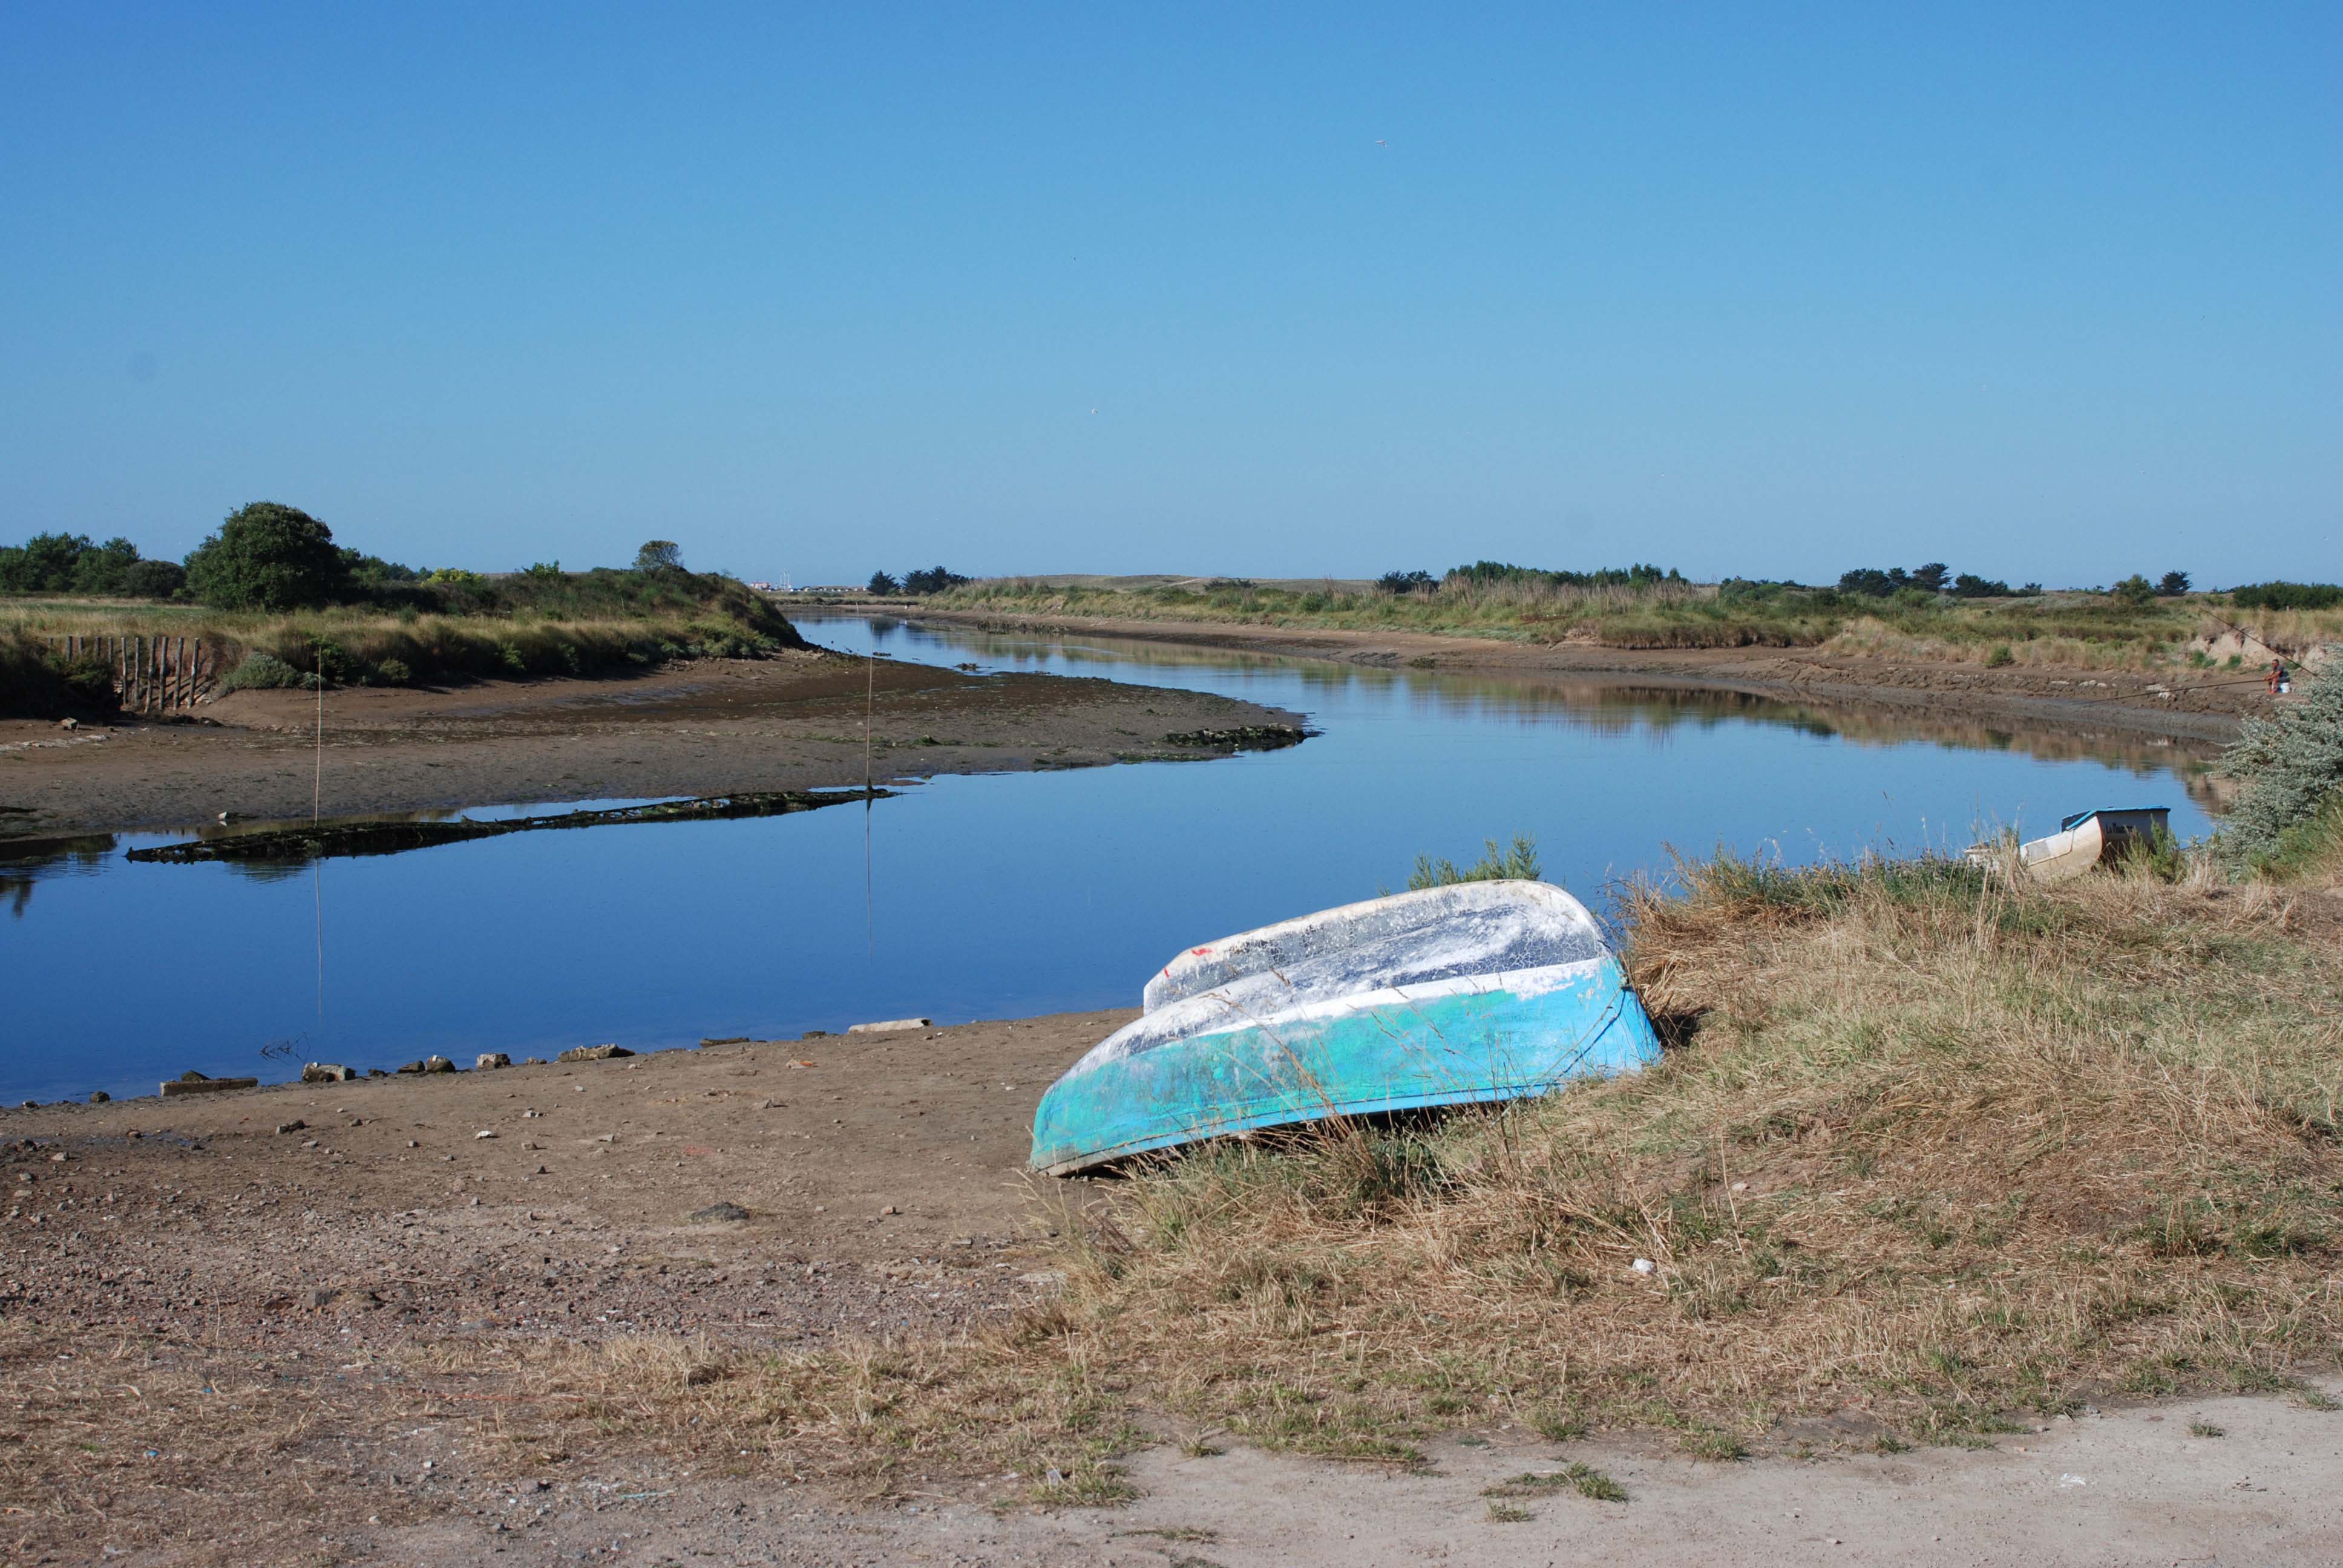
[1030,955,1662,1176]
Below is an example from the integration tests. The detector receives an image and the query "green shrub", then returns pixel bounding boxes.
[2232,581,2343,612]
[218,651,310,692]
[374,657,413,685]
[2216,668,2342,874]
[1406,833,1543,891]
[1986,645,2014,668]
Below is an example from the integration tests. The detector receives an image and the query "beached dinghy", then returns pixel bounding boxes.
[1029,880,1664,1176]
[1967,806,2171,884]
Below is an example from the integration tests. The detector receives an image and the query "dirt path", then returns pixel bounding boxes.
[7,1025,2337,1566]
[890,605,2268,743]
[0,647,1304,839]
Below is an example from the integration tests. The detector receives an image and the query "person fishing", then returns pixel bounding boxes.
[2267,659,2286,696]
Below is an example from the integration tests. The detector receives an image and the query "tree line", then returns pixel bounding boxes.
[1,506,726,613]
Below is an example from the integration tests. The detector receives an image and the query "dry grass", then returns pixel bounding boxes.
[443,1317,1146,1506]
[1008,852,2343,1461]
[439,854,2343,1489]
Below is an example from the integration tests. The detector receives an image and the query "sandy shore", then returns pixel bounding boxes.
[885,604,2266,743]
[0,645,1305,840]
[7,1026,2338,1566]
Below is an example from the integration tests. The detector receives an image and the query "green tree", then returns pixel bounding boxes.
[183,502,349,610]
[867,570,901,595]
[634,540,684,572]
[0,532,96,593]
[2112,573,2157,609]
[2157,570,2191,596]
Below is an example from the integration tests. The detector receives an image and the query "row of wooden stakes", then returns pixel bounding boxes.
[53,635,214,714]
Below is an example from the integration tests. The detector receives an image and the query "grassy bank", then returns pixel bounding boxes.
[482,848,2340,1497]
[934,576,2343,673]
[1,569,806,716]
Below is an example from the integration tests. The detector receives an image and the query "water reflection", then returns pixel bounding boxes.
[844,615,2227,809]
[2,834,117,916]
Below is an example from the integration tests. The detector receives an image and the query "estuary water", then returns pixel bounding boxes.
[2,615,2217,1102]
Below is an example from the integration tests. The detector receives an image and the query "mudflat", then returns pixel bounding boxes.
[892,604,2267,742]
[0,645,1305,838]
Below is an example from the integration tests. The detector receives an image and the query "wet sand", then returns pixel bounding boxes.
[0,646,1305,840]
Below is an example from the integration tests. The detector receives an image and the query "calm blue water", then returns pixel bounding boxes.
[1,616,2216,1102]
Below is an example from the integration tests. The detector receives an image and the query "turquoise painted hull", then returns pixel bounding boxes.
[1030,956,1662,1175]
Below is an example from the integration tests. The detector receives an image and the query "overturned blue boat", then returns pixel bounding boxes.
[1029,880,1665,1176]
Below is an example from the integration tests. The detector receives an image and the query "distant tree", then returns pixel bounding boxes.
[1950,572,2013,598]
[867,570,901,595]
[901,566,970,595]
[634,540,684,572]
[1837,567,1910,597]
[524,560,563,579]
[1378,569,1437,594]
[0,532,97,594]
[183,503,348,610]
[119,558,185,598]
[2112,573,2157,609]
[70,536,143,595]
[1909,562,1951,593]
[2157,570,2192,596]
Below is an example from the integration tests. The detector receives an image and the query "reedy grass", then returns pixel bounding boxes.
[934,577,2343,669]
[0,580,805,712]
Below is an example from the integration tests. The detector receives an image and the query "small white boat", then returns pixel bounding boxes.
[1975,806,2172,883]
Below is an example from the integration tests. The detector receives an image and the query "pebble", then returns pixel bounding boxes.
[89,1091,110,1104]
[557,1044,633,1063]
[276,1121,308,1135]
[474,1129,498,1140]
[690,1202,751,1224]
[476,1053,511,1071]
[1632,1258,1657,1275]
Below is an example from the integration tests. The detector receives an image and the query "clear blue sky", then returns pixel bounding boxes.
[2,3,2335,587]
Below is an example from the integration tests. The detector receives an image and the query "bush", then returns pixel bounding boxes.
[2232,581,2343,612]
[1378,569,1436,594]
[184,502,349,610]
[2216,667,2342,874]
[635,540,683,572]
[1449,561,1681,590]
[2111,574,2157,609]
[217,652,310,693]
[374,657,413,685]
[119,558,185,598]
